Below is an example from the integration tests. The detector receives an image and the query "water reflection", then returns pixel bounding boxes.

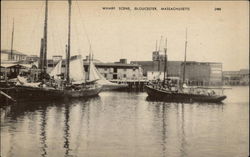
[7,124,16,157]
[148,101,169,157]
[74,99,88,152]
[179,103,187,157]
[146,96,224,105]
[40,107,48,157]
[63,103,70,157]
[148,98,226,157]
[161,103,167,157]
[1,96,101,157]
[0,88,248,157]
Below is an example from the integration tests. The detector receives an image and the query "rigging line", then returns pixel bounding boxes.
[51,9,64,57]
[49,2,58,58]
[75,0,114,60]
[4,15,10,48]
[71,10,81,56]
[51,24,57,57]
[158,35,163,52]
[75,0,91,46]
[28,2,45,51]
[75,0,112,52]
[53,19,64,56]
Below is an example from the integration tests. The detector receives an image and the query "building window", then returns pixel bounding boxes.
[133,68,136,71]
[133,74,136,77]
[104,74,107,78]
[123,74,126,78]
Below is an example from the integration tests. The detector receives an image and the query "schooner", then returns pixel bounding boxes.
[1,0,103,102]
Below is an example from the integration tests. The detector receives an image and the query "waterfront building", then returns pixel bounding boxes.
[1,49,40,64]
[46,57,143,81]
[94,63,143,80]
[181,61,222,86]
[1,49,27,61]
[86,59,143,80]
[52,55,63,62]
[0,62,38,80]
[131,60,223,85]
[131,51,223,85]
[26,55,40,62]
[223,69,249,85]
[152,51,165,61]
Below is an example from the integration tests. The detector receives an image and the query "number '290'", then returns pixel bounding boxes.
[215,8,221,11]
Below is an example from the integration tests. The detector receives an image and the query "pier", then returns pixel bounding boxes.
[110,79,149,90]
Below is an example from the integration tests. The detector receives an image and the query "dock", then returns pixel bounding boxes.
[110,79,149,90]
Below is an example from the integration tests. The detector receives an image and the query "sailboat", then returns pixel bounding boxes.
[87,54,128,90]
[145,34,227,103]
[96,75,128,91]
[62,0,102,97]
[1,0,102,102]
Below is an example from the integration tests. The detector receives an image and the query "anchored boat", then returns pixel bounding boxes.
[1,0,102,102]
[145,32,227,103]
[145,85,226,103]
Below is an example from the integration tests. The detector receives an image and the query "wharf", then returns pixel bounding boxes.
[110,79,149,90]
[108,79,231,91]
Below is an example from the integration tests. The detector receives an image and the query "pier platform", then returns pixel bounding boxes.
[110,79,149,90]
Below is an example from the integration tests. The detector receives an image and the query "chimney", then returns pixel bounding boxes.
[120,59,127,64]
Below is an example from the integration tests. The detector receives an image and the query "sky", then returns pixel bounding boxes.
[1,0,249,71]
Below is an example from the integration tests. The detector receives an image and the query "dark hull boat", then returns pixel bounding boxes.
[0,0,104,104]
[1,84,102,102]
[145,85,227,103]
[146,33,227,103]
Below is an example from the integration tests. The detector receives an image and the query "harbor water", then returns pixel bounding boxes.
[1,86,249,157]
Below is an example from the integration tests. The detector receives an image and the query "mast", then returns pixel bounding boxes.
[65,44,68,81]
[66,0,72,83]
[88,45,91,80]
[182,28,188,84]
[158,36,162,52]
[155,40,158,51]
[10,19,14,60]
[43,0,48,73]
[39,38,44,69]
[158,36,162,73]
[163,38,167,85]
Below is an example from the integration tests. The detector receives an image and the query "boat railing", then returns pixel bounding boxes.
[183,86,229,96]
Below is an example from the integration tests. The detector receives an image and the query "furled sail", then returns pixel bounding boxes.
[70,55,85,83]
[49,60,62,79]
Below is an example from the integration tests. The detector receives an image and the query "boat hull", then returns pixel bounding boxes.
[145,85,226,103]
[1,84,102,103]
[64,85,102,97]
